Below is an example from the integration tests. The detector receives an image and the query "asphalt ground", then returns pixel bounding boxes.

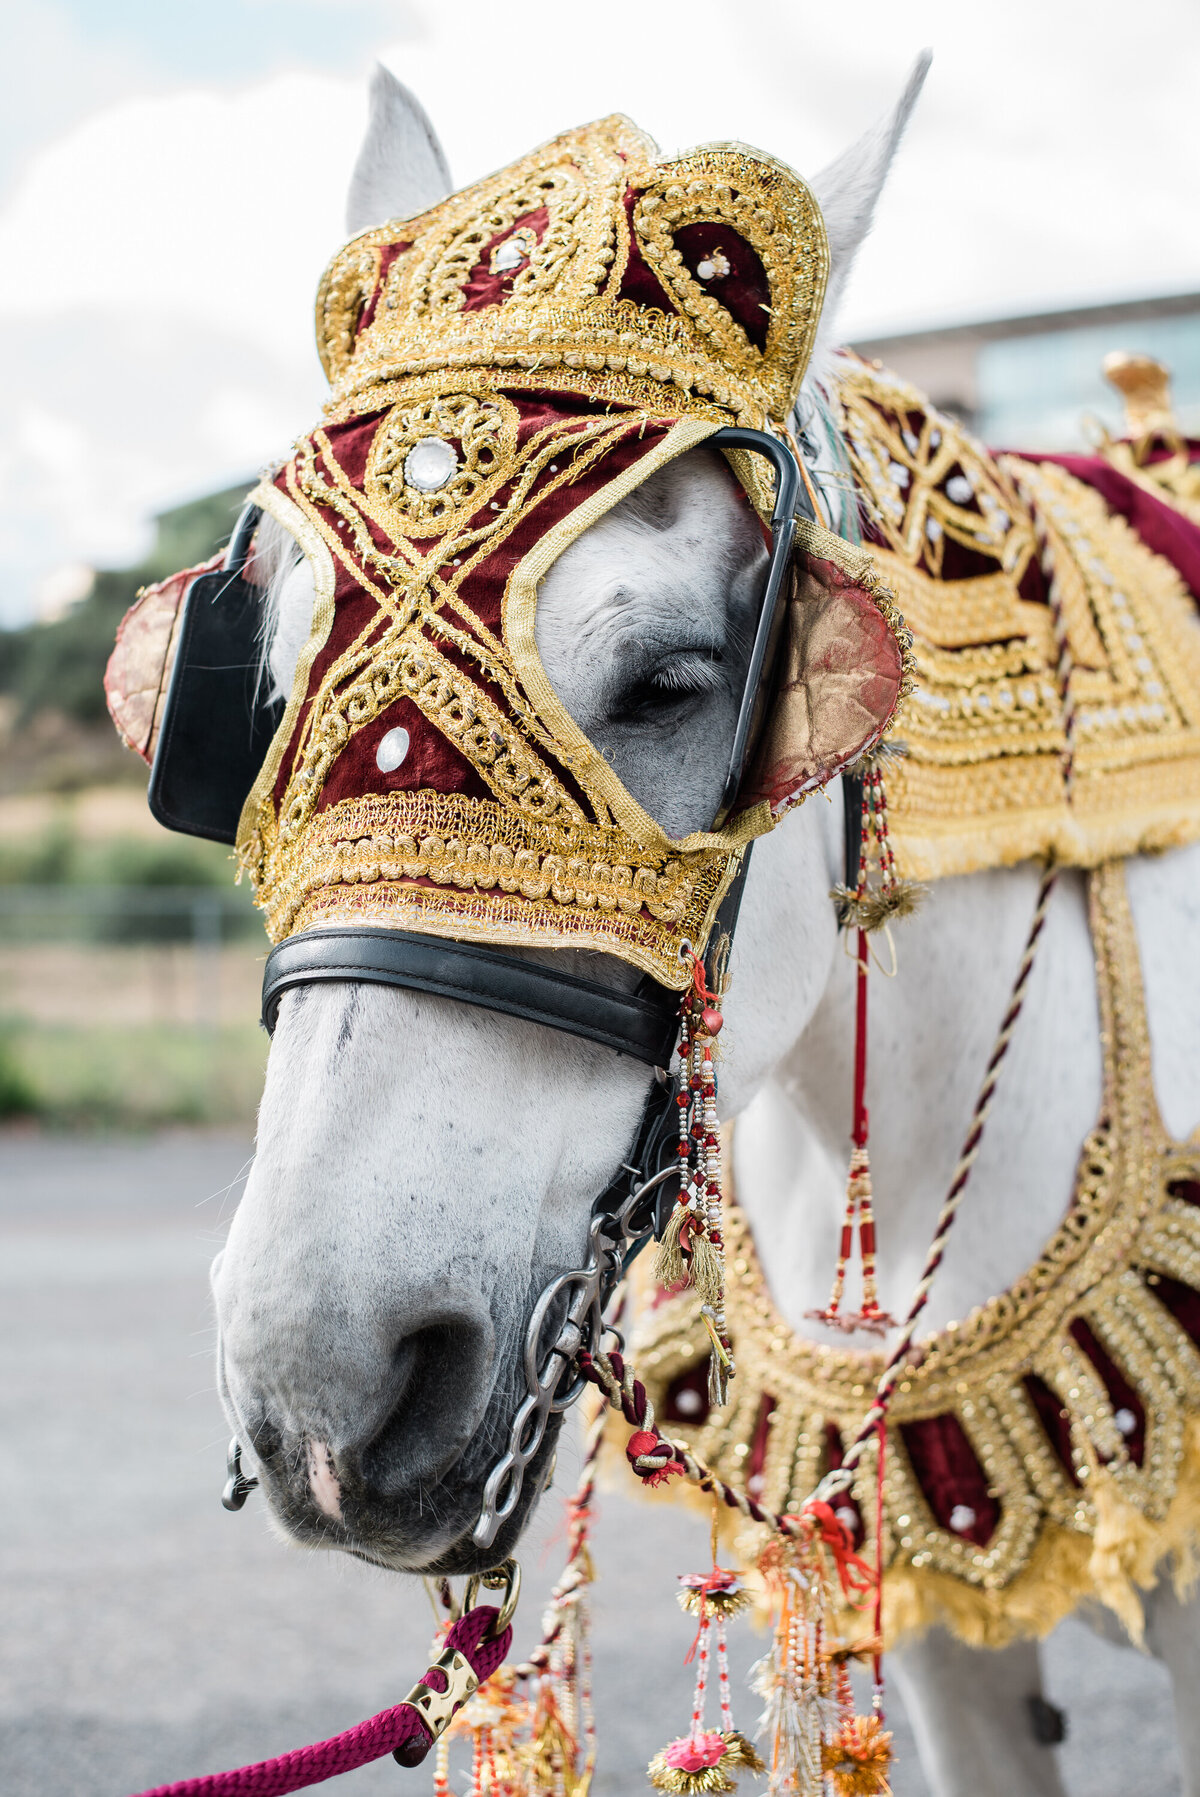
[0,1131,1180,1795]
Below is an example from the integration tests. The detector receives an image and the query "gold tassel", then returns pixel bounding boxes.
[831,880,925,933]
[688,1227,725,1309]
[654,1204,688,1290]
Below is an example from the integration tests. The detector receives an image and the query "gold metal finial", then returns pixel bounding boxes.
[1102,351,1177,438]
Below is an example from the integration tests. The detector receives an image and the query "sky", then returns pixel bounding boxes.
[1,0,1198,625]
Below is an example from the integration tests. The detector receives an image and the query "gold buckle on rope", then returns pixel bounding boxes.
[403,1649,479,1740]
[403,1559,521,1742]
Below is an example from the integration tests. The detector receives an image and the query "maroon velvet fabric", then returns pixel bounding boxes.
[358,241,409,337]
[899,1414,1000,1546]
[1145,1271,1200,1351]
[671,222,770,351]
[315,695,491,812]
[615,190,674,313]
[823,1421,865,1545]
[462,207,550,311]
[744,1392,776,1502]
[1168,1177,1200,1207]
[1069,1318,1146,1466]
[662,1362,713,1429]
[1023,1373,1080,1485]
[1020,450,1200,605]
[271,392,679,820]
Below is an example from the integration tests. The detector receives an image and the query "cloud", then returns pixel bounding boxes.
[0,0,1198,623]
[0,0,420,194]
[0,310,325,626]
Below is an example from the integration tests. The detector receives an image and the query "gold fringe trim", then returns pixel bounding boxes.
[888,800,1200,887]
[879,1415,1200,1650]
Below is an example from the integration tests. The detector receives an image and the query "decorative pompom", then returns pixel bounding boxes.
[648,1732,738,1793]
[821,1714,893,1796]
[719,1730,765,1774]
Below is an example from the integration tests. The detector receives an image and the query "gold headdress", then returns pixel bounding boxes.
[227,115,908,985]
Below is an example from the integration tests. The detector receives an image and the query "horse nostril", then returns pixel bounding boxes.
[306,1438,343,1520]
[359,1316,491,1494]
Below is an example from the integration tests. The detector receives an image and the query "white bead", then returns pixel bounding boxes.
[1114,1407,1137,1437]
[674,1387,704,1417]
[946,474,974,503]
[491,237,526,272]
[404,437,458,492]
[949,1503,976,1532]
[376,726,411,773]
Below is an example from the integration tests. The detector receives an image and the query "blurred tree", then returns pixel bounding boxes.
[0,482,252,725]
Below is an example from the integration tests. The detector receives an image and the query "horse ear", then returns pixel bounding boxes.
[345,64,453,236]
[738,541,907,815]
[808,50,931,356]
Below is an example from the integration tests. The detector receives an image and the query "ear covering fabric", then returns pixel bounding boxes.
[739,521,908,813]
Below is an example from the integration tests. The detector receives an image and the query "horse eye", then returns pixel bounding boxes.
[610,652,724,722]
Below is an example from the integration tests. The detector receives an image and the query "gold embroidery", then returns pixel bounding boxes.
[832,359,1200,881]
[315,117,828,428]
[252,790,740,979]
[365,392,519,536]
[632,147,829,424]
[237,121,903,979]
[275,627,584,850]
[627,861,1200,1640]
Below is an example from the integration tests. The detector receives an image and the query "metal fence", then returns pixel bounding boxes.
[0,884,258,945]
[0,885,262,1030]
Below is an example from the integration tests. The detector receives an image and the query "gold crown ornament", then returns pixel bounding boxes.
[234,115,912,984]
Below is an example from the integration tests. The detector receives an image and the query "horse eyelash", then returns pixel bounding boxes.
[651,655,725,695]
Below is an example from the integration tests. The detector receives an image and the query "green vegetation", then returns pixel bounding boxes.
[0,1027,37,1118]
[0,481,251,729]
[0,481,267,1131]
[0,820,243,889]
[0,1020,265,1128]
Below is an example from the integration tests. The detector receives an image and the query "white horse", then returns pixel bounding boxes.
[212,65,1200,1796]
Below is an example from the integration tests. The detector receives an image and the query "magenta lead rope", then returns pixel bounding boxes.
[128,1606,513,1797]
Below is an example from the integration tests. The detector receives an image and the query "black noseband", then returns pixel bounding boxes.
[261,927,681,1066]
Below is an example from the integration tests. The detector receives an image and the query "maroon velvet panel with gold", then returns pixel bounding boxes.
[231,116,909,985]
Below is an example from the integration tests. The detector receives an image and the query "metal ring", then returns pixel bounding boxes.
[221,1437,259,1511]
[462,1557,522,1637]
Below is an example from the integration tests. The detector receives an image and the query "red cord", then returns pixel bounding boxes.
[873,1424,887,1707]
[128,1606,513,1796]
[852,927,869,1149]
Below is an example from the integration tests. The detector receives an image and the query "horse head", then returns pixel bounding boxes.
[211,59,927,1574]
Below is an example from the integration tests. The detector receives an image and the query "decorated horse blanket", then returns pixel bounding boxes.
[629,354,1200,1647]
